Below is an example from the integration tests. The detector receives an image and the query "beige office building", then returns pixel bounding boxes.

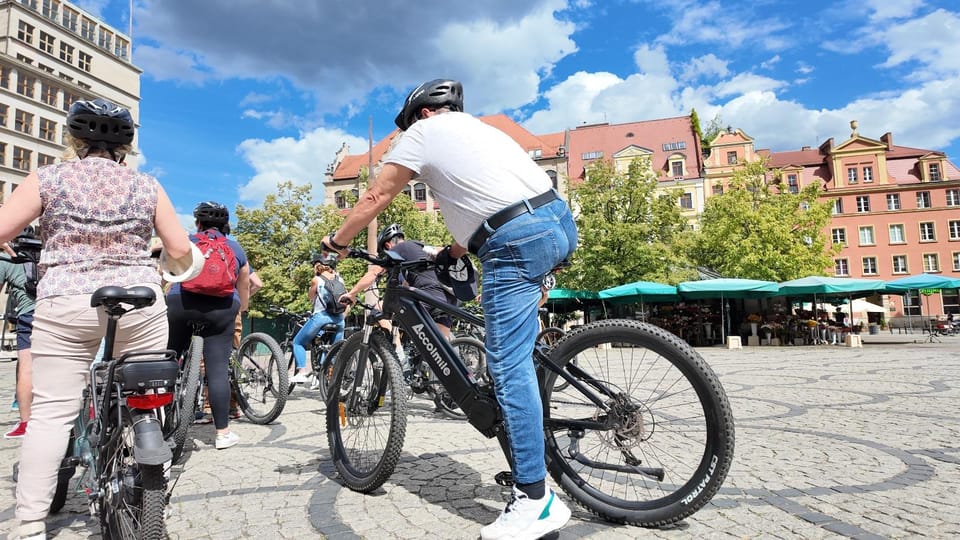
[0,0,140,205]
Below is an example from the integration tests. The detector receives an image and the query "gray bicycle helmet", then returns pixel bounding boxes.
[312,252,338,269]
[394,79,463,131]
[66,98,135,145]
[377,223,404,253]
[193,201,229,226]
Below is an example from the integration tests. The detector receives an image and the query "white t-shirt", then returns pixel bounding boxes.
[384,112,552,246]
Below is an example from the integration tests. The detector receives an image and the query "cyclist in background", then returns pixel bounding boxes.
[0,98,194,540]
[289,253,345,385]
[166,202,250,450]
[0,228,38,439]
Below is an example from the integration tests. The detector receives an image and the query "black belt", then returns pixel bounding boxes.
[468,190,560,255]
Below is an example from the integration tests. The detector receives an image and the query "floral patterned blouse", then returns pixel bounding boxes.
[36,157,161,300]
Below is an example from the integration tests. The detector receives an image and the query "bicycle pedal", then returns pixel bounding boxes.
[494,471,514,487]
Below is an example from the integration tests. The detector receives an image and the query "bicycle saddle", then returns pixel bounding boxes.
[90,286,157,309]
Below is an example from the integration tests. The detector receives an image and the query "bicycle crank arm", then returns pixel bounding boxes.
[566,433,665,481]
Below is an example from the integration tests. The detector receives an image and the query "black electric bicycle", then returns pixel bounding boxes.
[51,286,179,539]
[326,248,735,527]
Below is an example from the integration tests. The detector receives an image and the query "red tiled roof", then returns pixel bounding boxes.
[565,116,701,181]
[762,148,825,169]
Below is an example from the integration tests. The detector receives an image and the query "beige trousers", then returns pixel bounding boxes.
[16,284,168,521]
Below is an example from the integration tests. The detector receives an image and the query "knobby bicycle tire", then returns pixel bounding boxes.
[541,319,734,527]
[234,332,288,424]
[325,331,407,493]
[434,336,487,419]
[167,335,202,464]
[315,339,346,402]
[101,422,167,540]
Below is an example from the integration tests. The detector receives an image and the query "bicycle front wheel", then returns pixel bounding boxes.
[234,332,289,424]
[100,424,167,540]
[325,331,407,492]
[541,319,734,527]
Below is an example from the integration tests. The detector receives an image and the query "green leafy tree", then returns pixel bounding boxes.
[690,158,836,281]
[564,157,696,291]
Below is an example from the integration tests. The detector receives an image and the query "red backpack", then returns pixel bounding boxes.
[182,229,238,297]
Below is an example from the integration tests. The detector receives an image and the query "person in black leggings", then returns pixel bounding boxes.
[166,202,250,450]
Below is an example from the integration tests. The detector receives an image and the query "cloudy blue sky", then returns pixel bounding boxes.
[83,0,960,228]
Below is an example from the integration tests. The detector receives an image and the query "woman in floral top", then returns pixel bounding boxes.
[0,98,193,540]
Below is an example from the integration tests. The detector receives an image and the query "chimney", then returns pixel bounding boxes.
[880,132,893,150]
[801,146,811,151]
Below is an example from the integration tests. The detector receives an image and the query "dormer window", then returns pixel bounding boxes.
[929,163,941,182]
[528,148,542,159]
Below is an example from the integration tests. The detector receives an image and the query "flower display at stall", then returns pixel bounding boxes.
[746,313,763,323]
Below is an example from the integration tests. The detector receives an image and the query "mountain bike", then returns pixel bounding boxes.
[326,248,735,527]
[162,331,201,465]
[230,329,288,423]
[270,305,346,398]
[49,286,178,539]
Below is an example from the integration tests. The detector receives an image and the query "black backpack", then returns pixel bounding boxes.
[319,276,347,315]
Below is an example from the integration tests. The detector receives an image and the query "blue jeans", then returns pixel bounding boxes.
[476,198,578,485]
[293,311,344,369]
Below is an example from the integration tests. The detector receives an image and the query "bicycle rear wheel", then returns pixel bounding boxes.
[325,331,407,492]
[541,319,734,527]
[234,332,288,424]
[434,336,487,419]
[101,423,167,540]
[165,335,202,464]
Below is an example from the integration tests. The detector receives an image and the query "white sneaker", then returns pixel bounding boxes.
[309,375,321,390]
[215,431,240,450]
[289,372,311,384]
[481,486,571,540]
[15,520,46,540]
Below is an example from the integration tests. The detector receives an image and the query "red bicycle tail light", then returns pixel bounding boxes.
[126,392,174,409]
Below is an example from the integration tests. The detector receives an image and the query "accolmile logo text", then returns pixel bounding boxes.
[411,324,451,376]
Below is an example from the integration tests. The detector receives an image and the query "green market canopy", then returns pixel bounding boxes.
[598,281,679,305]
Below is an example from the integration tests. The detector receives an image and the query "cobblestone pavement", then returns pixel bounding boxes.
[1,334,959,539]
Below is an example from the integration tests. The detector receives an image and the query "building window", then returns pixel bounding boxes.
[62,92,77,111]
[37,153,55,166]
[855,195,870,213]
[679,192,693,209]
[40,82,57,106]
[115,37,129,60]
[671,161,684,178]
[19,0,38,9]
[546,170,558,190]
[946,189,960,207]
[0,143,5,166]
[863,166,873,183]
[80,17,95,41]
[831,228,846,245]
[889,224,906,244]
[726,151,737,165]
[949,220,960,241]
[581,151,603,160]
[834,259,849,276]
[712,184,723,195]
[922,253,940,272]
[413,182,427,202]
[916,191,931,208]
[42,0,60,21]
[0,104,7,127]
[859,226,875,246]
[886,193,900,210]
[39,31,55,54]
[39,118,56,141]
[18,21,35,44]
[832,198,843,215]
[334,190,347,209]
[847,167,858,184]
[953,253,960,272]
[892,255,908,274]
[61,7,77,31]
[15,110,33,134]
[0,66,9,88]
[662,141,686,151]
[60,42,74,63]
[13,147,31,170]
[786,174,799,194]
[98,28,112,51]
[929,163,941,182]
[16,74,35,98]
[919,222,936,242]
[78,51,92,72]
[400,184,412,199]
[862,257,878,275]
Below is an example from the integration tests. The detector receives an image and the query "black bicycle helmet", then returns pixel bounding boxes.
[377,223,404,253]
[193,201,229,226]
[66,98,135,145]
[312,252,338,269]
[394,79,463,131]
